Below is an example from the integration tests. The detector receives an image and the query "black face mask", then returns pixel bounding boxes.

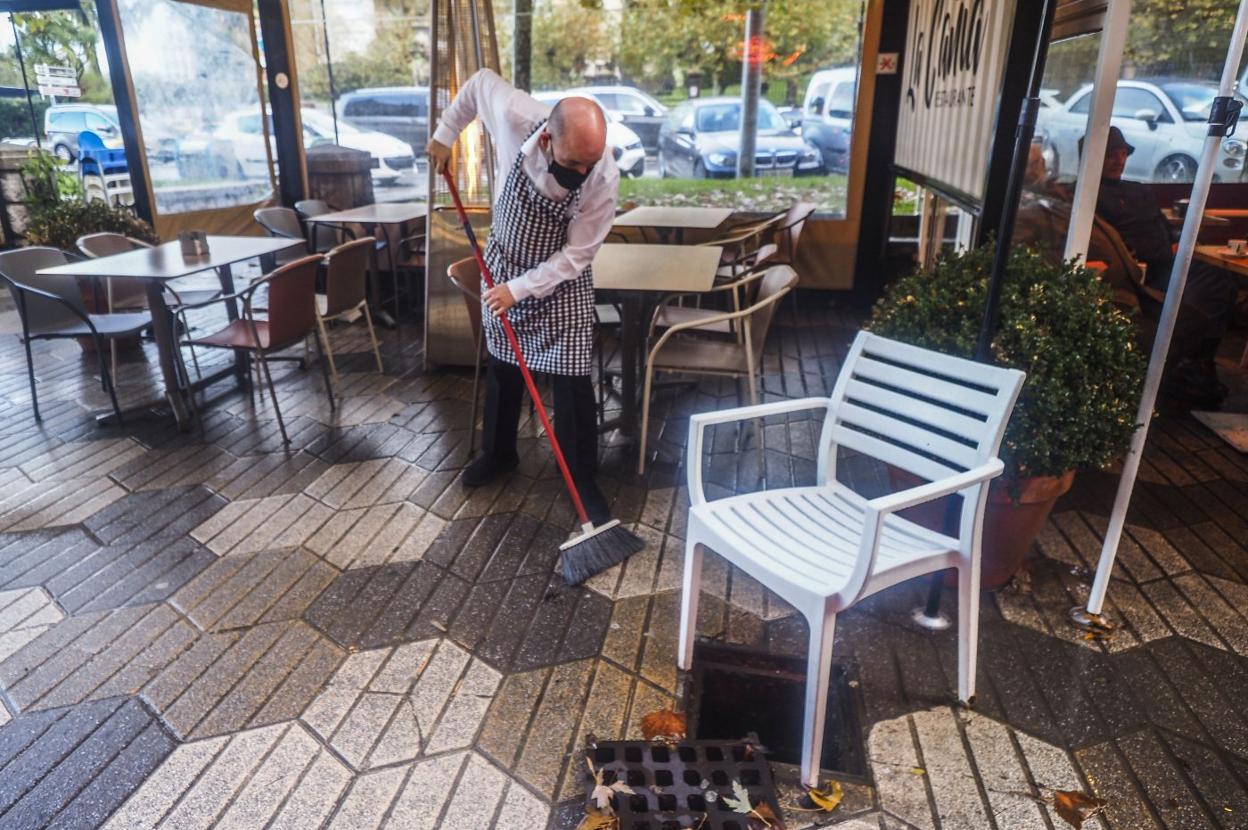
[547,157,591,191]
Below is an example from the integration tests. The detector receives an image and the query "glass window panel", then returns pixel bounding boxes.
[116,0,271,213]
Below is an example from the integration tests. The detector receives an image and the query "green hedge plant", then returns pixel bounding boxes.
[869,243,1145,481]
[19,150,159,251]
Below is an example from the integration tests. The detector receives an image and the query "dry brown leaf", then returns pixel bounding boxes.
[1054,790,1108,827]
[640,709,687,744]
[575,805,618,830]
[747,801,786,829]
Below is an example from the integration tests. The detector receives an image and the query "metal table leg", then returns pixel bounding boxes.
[140,280,191,429]
[216,263,251,387]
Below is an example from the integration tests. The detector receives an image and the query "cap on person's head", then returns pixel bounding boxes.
[1077,125,1135,157]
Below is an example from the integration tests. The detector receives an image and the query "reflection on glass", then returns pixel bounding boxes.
[116,0,271,214]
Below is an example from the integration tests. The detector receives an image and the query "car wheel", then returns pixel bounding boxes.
[693,160,707,179]
[1155,154,1197,183]
[53,143,74,164]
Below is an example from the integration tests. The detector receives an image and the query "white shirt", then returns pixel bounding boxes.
[432,69,620,302]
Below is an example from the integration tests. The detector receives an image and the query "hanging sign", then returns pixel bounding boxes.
[894,0,1018,203]
[38,84,82,98]
[34,64,80,98]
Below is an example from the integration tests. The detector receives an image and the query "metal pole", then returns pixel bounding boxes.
[513,0,531,92]
[1063,0,1132,262]
[1074,0,1248,628]
[736,5,762,179]
[913,0,1057,631]
[10,14,42,150]
[318,0,339,145]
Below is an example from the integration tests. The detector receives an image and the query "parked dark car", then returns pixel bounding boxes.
[337,87,429,154]
[657,97,823,178]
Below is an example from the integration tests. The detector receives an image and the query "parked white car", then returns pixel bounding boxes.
[801,67,857,173]
[532,91,646,178]
[566,85,667,154]
[1038,79,1248,183]
[212,108,415,185]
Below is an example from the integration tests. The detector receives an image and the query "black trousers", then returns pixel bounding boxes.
[481,356,598,486]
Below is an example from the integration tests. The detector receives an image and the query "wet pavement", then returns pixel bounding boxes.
[1,279,1247,829]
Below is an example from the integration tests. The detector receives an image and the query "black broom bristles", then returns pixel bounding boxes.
[560,523,647,585]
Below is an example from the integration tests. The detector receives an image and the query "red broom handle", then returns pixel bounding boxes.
[441,170,591,526]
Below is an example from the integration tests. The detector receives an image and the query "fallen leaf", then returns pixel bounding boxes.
[575,805,618,830]
[806,780,844,812]
[1054,790,1108,827]
[723,780,753,813]
[640,709,687,744]
[587,758,634,812]
[910,767,927,775]
[747,801,786,829]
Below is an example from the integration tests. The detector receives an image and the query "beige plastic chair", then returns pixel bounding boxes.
[651,243,779,338]
[316,236,384,397]
[638,264,798,474]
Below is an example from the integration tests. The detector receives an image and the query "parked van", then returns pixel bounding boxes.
[337,87,429,154]
[801,67,857,173]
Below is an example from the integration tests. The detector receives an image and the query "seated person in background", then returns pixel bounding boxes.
[1087,127,1238,348]
[1014,140,1227,407]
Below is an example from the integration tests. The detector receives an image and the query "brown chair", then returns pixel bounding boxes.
[447,257,488,457]
[638,264,798,475]
[316,236,384,397]
[770,202,815,323]
[174,255,330,443]
[650,243,779,338]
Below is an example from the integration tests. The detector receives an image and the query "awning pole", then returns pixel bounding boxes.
[1073,0,1248,628]
[1063,0,1132,262]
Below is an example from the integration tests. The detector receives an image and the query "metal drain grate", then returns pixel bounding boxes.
[582,738,782,830]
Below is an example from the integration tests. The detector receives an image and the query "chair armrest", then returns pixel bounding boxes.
[687,397,832,505]
[647,280,787,339]
[6,279,96,333]
[866,459,1005,516]
[309,221,357,240]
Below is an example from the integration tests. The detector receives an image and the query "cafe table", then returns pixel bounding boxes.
[303,202,428,325]
[37,235,304,428]
[592,242,724,435]
[1194,244,1248,368]
[612,206,733,243]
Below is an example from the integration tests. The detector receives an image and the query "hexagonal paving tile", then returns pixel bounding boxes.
[301,638,500,771]
[103,720,351,829]
[0,587,63,664]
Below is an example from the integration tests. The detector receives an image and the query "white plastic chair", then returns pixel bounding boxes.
[680,331,1025,787]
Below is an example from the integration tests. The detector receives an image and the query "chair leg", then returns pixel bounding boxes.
[957,554,981,704]
[801,608,836,789]
[362,303,384,373]
[255,350,289,444]
[468,355,482,459]
[312,328,336,411]
[315,313,340,399]
[22,337,40,422]
[748,368,763,476]
[172,340,203,434]
[95,336,125,425]
[678,539,703,670]
[638,362,656,476]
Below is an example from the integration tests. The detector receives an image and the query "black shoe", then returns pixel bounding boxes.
[462,454,519,487]
[577,479,611,525]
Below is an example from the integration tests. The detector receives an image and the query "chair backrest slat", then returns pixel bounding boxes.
[821,331,1025,485]
[0,247,85,333]
[323,237,374,316]
[259,256,321,348]
[254,206,304,240]
[747,265,798,362]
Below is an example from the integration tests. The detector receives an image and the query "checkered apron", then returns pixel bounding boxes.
[483,120,594,377]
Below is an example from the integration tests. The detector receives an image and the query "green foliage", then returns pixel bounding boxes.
[1124,0,1237,80]
[24,199,159,252]
[10,10,111,104]
[18,150,81,210]
[531,0,614,89]
[18,150,157,251]
[0,98,49,142]
[869,244,1145,481]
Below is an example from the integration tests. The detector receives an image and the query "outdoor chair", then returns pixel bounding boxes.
[317,237,384,397]
[769,201,816,323]
[254,207,309,266]
[637,264,798,475]
[294,199,350,253]
[0,247,152,425]
[679,331,1025,787]
[447,257,487,457]
[700,210,785,278]
[77,232,222,379]
[173,255,331,443]
[650,243,779,339]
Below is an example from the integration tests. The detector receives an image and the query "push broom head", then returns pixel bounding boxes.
[560,519,646,586]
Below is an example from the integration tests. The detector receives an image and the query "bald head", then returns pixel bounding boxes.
[543,96,607,175]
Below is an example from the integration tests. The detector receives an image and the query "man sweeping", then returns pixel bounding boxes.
[428,69,619,524]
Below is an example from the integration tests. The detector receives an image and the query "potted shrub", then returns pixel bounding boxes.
[868,243,1145,589]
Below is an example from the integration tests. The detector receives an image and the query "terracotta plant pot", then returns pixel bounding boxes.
[887,467,1076,590]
